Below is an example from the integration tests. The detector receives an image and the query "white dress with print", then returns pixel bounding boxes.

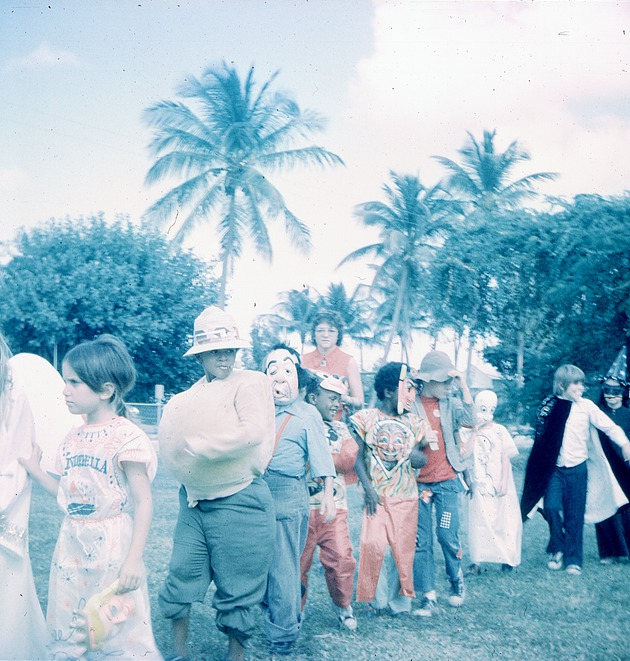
[0,386,47,660]
[48,417,161,659]
[468,422,522,567]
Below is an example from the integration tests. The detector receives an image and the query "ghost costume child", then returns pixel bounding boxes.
[262,347,335,655]
[462,391,522,569]
[0,380,47,661]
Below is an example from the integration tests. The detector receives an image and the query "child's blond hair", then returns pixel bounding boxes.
[553,364,585,396]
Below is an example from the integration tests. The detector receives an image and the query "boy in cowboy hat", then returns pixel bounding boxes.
[158,306,276,661]
[411,350,473,617]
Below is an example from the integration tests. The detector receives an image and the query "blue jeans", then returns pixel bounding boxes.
[544,462,588,567]
[413,478,464,595]
[262,472,310,650]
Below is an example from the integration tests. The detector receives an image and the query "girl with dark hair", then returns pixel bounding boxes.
[21,335,161,659]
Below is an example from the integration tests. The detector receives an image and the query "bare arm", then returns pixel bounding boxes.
[117,461,152,594]
[350,427,380,516]
[18,444,60,496]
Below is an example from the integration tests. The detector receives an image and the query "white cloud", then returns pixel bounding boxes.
[0,168,27,190]
[340,1,630,197]
[4,42,81,71]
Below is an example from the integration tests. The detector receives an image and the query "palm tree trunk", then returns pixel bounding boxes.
[516,329,525,422]
[218,256,229,309]
[382,266,408,362]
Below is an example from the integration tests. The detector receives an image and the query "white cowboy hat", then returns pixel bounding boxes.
[183,306,249,357]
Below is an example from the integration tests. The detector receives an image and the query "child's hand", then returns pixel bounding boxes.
[622,444,630,464]
[18,443,43,476]
[117,557,142,594]
[319,492,337,523]
[364,486,381,517]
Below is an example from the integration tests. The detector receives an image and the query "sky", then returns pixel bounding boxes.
[2,0,630,364]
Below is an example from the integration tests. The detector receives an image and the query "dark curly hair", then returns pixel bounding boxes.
[374,361,406,401]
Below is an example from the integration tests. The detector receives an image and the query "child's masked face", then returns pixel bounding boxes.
[474,390,497,426]
[265,349,299,405]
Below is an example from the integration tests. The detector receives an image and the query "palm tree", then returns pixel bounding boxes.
[273,287,318,352]
[143,62,343,306]
[340,172,461,361]
[434,129,556,217]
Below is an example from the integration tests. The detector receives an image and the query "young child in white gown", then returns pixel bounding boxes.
[462,390,522,574]
[0,333,47,660]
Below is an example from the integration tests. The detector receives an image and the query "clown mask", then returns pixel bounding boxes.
[372,418,411,469]
[474,390,497,427]
[265,348,299,405]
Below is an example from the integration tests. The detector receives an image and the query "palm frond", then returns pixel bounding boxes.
[257,147,344,171]
[142,172,213,227]
[144,151,223,186]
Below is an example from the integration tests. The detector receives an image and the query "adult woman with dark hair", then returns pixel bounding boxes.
[301,311,364,418]
[594,375,630,563]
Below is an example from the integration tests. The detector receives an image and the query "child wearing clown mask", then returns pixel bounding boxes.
[461,390,522,574]
[262,344,336,656]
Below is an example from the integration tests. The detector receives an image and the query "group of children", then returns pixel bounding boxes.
[2,306,630,660]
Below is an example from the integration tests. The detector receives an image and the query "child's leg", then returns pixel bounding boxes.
[356,506,389,602]
[388,497,418,599]
[263,474,310,651]
[543,467,565,556]
[299,510,320,610]
[562,462,588,567]
[317,509,356,608]
[431,480,463,586]
[413,484,436,595]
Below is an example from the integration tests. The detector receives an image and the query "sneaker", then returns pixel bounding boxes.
[501,564,514,573]
[412,596,438,617]
[547,552,563,571]
[338,606,358,631]
[448,579,466,607]
[565,564,582,576]
[599,557,615,565]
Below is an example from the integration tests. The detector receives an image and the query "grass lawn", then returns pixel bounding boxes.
[29,449,628,660]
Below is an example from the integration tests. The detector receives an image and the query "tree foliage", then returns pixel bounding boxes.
[0,215,220,399]
[434,129,557,217]
[341,171,462,361]
[143,62,343,306]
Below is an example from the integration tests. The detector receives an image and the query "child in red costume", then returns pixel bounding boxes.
[300,372,359,629]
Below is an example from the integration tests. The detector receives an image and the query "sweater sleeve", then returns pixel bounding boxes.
[587,400,630,448]
[0,390,35,513]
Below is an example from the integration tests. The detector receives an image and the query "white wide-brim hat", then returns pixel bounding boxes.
[416,350,456,383]
[184,306,249,357]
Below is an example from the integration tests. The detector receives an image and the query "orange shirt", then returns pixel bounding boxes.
[417,396,456,484]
